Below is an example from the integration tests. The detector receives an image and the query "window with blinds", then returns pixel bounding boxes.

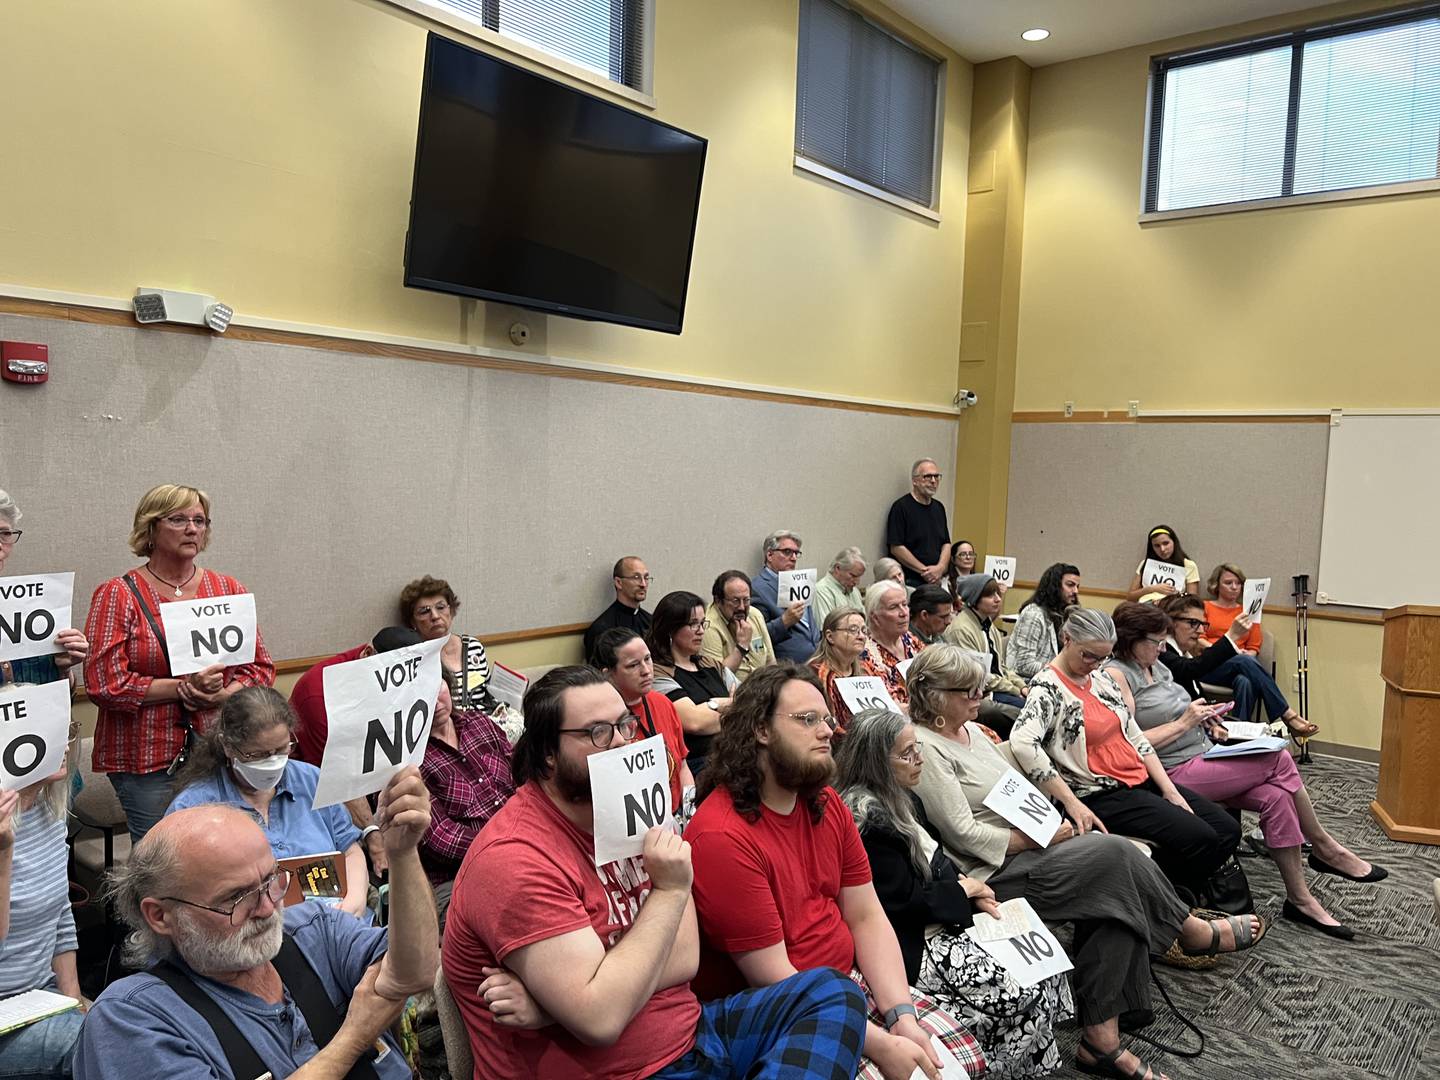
[1145,6,1440,214]
[795,0,942,210]
[405,0,647,91]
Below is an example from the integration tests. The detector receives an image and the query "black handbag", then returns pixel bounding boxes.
[1203,855,1255,914]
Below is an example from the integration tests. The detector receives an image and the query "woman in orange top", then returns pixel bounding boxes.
[808,606,870,736]
[1202,563,1262,656]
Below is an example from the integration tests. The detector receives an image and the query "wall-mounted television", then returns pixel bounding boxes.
[405,33,708,335]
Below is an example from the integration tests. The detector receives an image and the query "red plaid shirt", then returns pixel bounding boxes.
[83,569,275,774]
[419,708,516,884]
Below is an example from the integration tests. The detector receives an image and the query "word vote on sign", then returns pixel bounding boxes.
[312,636,446,808]
[590,734,672,866]
[983,555,1016,585]
[159,593,258,675]
[777,568,818,605]
[0,573,73,664]
[1141,559,1186,591]
[834,676,900,717]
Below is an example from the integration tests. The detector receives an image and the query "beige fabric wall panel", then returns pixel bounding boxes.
[0,313,957,660]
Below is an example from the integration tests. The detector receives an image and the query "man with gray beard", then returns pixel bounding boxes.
[74,767,437,1079]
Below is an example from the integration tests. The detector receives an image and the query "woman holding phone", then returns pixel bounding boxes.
[1108,602,1383,940]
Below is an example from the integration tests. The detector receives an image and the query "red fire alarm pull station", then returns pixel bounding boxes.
[1,342,49,384]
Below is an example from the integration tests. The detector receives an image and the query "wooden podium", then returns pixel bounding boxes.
[1372,605,1440,844]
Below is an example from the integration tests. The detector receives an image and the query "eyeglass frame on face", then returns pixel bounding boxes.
[685,617,711,633]
[618,573,654,584]
[227,736,299,763]
[892,745,924,765]
[774,546,801,560]
[413,600,450,619]
[161,515,211,529]
[0,529,21,545]
[829,622,867,640]
[1076,646,1112,665]
[915,471,942,482]
[1136,635,1168,649]
[1173,616,1208,631]
[942,684,985,700]
[161,867,291,927]
[560,714,640,749]
[785,710,838,732]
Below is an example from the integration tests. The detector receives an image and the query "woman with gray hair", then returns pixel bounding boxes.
[859,580,924,706]
[836,707,1071,1078]
[0,487,89,687]
[1009,609,1244,905]
[907,645,1264,1080]
[872,556,906,590]
[165,686,368,918]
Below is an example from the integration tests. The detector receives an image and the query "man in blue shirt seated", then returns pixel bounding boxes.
[750,530,820,663]
[74,767,438,1080]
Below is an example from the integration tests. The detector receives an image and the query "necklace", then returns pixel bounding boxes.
[147,562,197,597]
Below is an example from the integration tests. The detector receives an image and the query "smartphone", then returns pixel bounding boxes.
[1208,701,1236,717]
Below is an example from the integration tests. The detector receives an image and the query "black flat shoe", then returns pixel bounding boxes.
[1283,898,1356,940]
[1309,852,1389,883]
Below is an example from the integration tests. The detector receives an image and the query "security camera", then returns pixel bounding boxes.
[955,389,978,409]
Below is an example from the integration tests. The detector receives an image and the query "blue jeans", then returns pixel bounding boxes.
[108,771,177,844]
[654,968,867,1080]
[1206,654,1290,722]
[0,1010,84,1079]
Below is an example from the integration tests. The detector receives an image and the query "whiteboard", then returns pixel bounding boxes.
[1317,413,1440,609]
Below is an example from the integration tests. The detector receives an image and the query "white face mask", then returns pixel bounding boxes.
[232,753,288,791]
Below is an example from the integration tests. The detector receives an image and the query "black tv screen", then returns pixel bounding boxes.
[405,33,707,335]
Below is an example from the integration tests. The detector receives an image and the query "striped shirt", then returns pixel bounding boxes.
[83,569,275,774]
[0,802,77,996]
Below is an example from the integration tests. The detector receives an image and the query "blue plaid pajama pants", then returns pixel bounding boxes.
[653,967,867,1079]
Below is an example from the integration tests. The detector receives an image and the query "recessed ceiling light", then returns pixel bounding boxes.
[1021,28,1050,42]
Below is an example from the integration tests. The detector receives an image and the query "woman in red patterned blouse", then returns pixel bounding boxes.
[82,484,275,842]
[860,580,925,706]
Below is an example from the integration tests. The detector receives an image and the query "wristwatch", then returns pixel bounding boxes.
[359,824,381,843]
[883,1003,918,1030]
[706,699,720,711]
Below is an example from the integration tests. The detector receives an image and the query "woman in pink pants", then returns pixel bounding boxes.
[1108,602,1386,941]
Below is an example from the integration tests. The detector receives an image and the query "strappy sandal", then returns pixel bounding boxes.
[1075,1036,1170,1079]
[1181,913,1266,957]
[1284,714,1319,738]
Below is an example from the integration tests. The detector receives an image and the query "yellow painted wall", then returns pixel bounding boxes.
[0,0,972,407]
[1015,0,1440,413]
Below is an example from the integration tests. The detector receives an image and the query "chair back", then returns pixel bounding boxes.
[434,963,474,1080]
[71,737,127,830]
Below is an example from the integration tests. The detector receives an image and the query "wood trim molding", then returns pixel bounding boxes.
[1012,580,1383,626]
[0,295,955,421]
[1011,410,1329,424]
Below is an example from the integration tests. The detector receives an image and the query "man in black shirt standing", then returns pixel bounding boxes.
[886,459,951,588]
[583,555,652,660]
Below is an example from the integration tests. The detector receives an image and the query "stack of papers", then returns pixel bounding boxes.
[1203,736,1288,759]
[0,989,80,1035]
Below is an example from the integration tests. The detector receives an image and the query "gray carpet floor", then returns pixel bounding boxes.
[1050,753,1440,1080]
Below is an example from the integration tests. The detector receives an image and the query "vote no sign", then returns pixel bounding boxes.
[834,676,899,717]
[0,573,73,664]
[312,636,445,809]
[159,593,257,675]
[965,898,1073,988]
[0,679,71,792]
[1142,559,1186,591]
[983,556,1016,585]
[590,734,671,866]
[982,767,1062,848]
[777,568,817,605]
[1242,577,1272,622]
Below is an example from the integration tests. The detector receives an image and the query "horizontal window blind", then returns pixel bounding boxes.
[796,0,940,207]
[1145,5,1440,213]
[426,0,646,90]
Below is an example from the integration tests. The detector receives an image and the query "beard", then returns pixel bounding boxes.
[553,748,593,804]
[767,736,836,800]
[173,905,285,975]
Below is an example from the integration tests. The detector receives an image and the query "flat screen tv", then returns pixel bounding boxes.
[405,33,708,335]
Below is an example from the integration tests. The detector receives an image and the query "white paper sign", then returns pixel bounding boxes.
[834,675,900,716]
[158,593,258,675]
[982,766,1062,848]
[895,657,916,682]
[1220,720,1267,742]
[589,734,670,866]
[777,568,818,605]
[312,636,445,809]
[0,679,72,791]
[965,898,1074,988]
[488,662,529,712]
[1141,559,1186,591]
[1242,577,1271,622]
[908,1036,971,1080]
[983,555,1016,586]
[0,573,73,664]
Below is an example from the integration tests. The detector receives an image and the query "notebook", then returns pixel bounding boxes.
[0,989,80,1035]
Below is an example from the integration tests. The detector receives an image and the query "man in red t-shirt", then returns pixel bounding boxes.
[440,666,867,1080]
[289,626,422,872]
[593,627,695,816]
[688,663,980,1080]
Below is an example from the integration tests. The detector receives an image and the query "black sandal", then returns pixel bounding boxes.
[1075,1036,1168,1079]
[1180,913,1266,957]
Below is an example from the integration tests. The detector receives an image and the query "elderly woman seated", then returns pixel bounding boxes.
[872,556,907,590]
[1008,609,1242,905]
[400,574,496,713]
[809,607,872,736]
[835,706,1072,1078]
[906,645,1262,1080]
[1109,601,1385,940]
[167,686,368,918]
[859,581,924,707]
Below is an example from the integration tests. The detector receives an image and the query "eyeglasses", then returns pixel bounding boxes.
[785,711,838,732]
[162,867,291,927]
[413,601,451,618]
[0,529,20,545]
[916,473,942,481]
[162,515,211,529]
[1138,636,1167,648]
[893,747,924,765]
[831,625,867,639]
[560,715,640,749]
[942,686,985,700]
[685,618,711,632]
[229,738,298,763]
[1077,647,1112,665]
[1174,617,1208,630]
[619,574,654,584]
[776,548,801,559]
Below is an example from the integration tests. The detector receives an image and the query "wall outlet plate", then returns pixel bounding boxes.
[1128,400,1140,417]
[1063,401,1075,417]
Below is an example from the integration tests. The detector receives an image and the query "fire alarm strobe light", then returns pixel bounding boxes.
[1,341,49,384]
[133,288,234,334]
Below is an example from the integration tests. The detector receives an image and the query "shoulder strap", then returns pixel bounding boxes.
[272,934,382,1080]
[151,962,273,1080]
[122,573,172,671]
